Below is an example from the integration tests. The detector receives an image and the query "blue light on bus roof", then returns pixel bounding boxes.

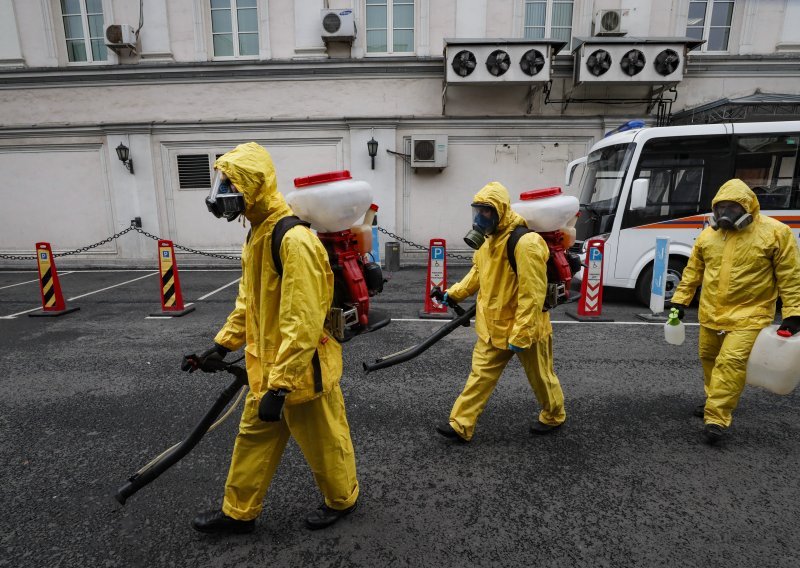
[604,119,646,138]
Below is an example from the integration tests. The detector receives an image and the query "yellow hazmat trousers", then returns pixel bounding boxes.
[672,179,800,428]
[211,143,358,520]
[446,182,566,440]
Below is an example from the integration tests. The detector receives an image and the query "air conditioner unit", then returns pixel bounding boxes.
[594,10,625,36]
[444,39,566,85]
[321,9,355,42]
[104,24,136,49]
[573,38,701,84]
[411,135,448,170]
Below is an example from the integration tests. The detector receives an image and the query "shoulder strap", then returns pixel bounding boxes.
[506,225,532,275]
[271,216,311,277]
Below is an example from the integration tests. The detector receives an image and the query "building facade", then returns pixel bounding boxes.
[1,0,799,266]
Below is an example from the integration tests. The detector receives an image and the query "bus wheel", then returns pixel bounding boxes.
[635,258,688,306]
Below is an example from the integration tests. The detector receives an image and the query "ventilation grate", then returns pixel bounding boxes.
[177,154,212,189]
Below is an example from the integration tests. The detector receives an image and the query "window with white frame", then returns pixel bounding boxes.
[366,0,414,54]
[211,0,259,58]
[686,0,735,51]
[523,0,573,45]
[60,0,107,62]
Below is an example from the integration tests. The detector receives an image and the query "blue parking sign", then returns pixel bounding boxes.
[431,246,444,260]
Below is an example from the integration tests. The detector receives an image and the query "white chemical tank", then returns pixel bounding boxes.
[512,187,580,233]
[287,171,373,233]
[746,325,800,395]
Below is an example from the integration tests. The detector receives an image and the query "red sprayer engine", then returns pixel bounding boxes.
[289,172,388,341]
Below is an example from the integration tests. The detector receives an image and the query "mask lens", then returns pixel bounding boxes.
[713,201,746,229]
[471,205,498,235]
[206,170,245,221]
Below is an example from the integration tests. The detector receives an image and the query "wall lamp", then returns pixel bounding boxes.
[367,136,378,170]
[115,143,134,174]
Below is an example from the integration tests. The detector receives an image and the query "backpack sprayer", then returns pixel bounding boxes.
[115,171,391,505]
[287,171,390,341]
[363,187,582,373]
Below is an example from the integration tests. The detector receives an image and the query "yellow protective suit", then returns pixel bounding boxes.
[211,143,358,520]
[672,178,800,428]
[445,182,566,440]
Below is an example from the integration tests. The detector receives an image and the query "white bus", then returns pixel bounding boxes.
[567,120,800,305]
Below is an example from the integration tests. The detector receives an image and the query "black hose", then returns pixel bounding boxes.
[362,303,476,373]
[114,366,247,505]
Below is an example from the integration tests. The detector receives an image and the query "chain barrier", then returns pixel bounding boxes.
[130,226,242,261]
[376,226,473,261]
[0,221,242,262]
[0,222,471,263]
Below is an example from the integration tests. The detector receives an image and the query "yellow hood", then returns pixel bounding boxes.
[711,178,761,217]
[213,142,293,226]
[471,181,527,235]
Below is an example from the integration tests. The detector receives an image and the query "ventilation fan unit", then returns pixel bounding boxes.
[104,24,136,50]
[444,39,566,85]
[321,9,355,42]
[594,10,625,36]
[411,135,448,170]
[573,38,703,84]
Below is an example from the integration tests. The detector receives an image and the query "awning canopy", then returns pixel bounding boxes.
[671,92,800,124]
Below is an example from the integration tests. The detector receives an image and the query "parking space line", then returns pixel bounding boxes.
[0,272,75,290]
[66,272,158,301]
[389,318,700,326]
[196,277,241,301]
[0,272,158,318]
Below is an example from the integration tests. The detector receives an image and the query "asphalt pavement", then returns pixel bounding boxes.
[0,265,798,568]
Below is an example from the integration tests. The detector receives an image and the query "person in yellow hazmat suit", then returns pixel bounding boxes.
[670,178,800,445]
[432,182,567,442]
[189,142,359,534]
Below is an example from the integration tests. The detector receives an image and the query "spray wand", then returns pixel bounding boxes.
[114,354,248,505]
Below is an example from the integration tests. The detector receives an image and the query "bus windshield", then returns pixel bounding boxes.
[579,143,635,214]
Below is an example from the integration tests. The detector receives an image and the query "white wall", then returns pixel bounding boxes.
[0,0,799,266]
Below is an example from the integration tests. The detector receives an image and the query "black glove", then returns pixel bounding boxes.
[181,343,230,373]
[201,343,230,360]
[258,389,288,422]
[778,316,800,336]
[669,303,687,321]
[430,286,445,303]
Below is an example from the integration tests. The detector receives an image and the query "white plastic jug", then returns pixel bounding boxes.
[746,325,800,395]
[664,308,685,345]
[286,171,373,233]
[511,187,580,233]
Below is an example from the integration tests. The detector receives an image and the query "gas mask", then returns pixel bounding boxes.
[464,204,499,250]
[206,170,245,222]
[709,200,752,231]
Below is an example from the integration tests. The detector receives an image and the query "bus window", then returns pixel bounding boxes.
[734,134,800,210]
[622,135,733,229]
[575,143,636,242]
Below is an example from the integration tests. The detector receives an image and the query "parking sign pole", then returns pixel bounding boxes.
[567,239,614,322]
[419,238,450,319]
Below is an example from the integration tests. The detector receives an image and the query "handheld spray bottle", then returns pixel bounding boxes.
[664,307,685,345]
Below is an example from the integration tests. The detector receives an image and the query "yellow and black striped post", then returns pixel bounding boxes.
[29,242,79,317]
[150,240,195,317]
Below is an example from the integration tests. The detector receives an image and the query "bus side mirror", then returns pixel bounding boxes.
[565,156,587,187]
[630,179,649,210]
